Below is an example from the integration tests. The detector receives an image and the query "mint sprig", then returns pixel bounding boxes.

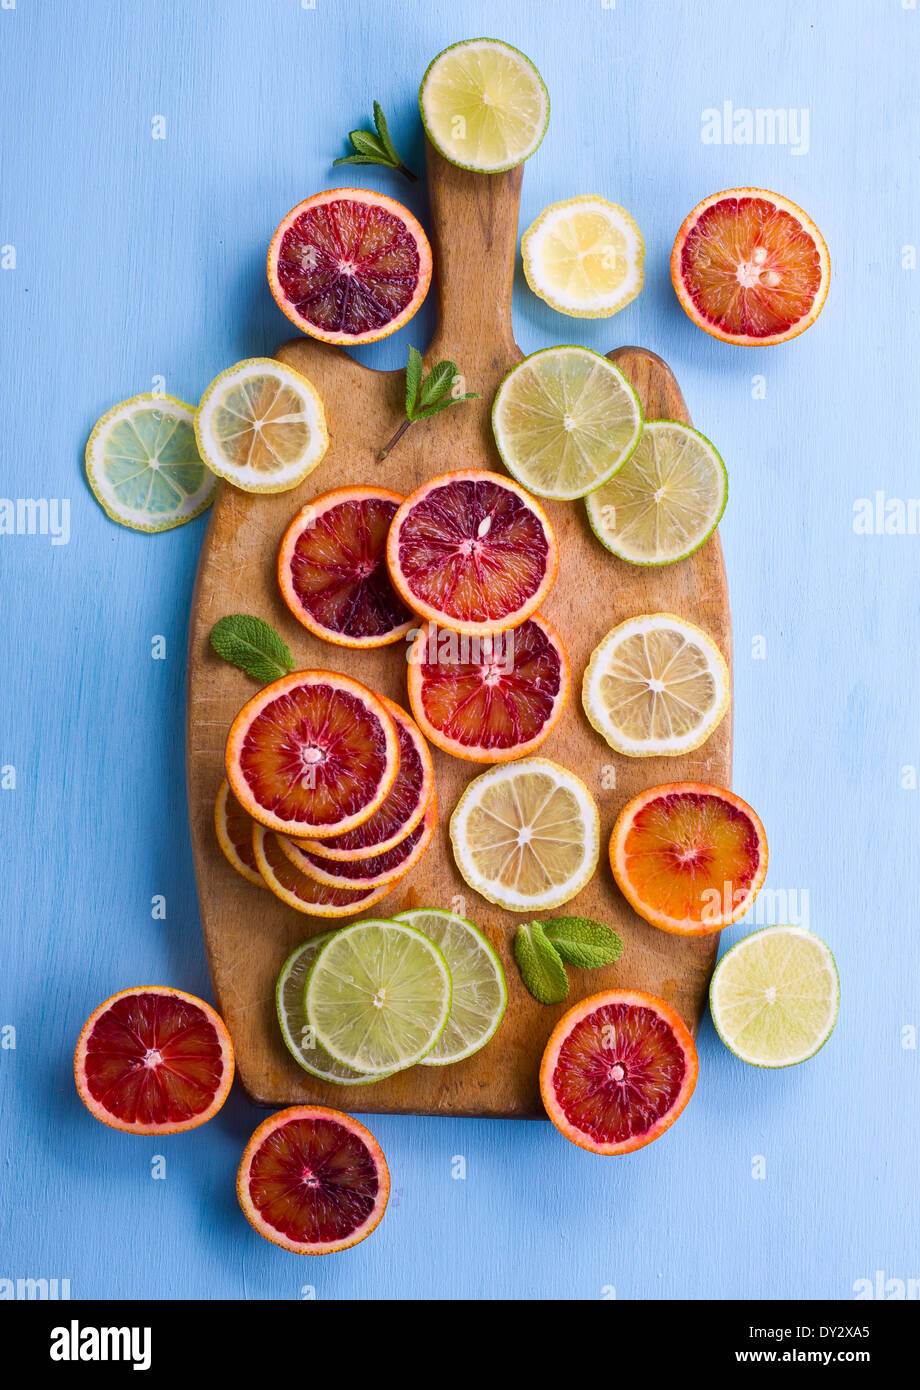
[333,101,417,182]
[378,347,479,460]
[514,916,624,1004]
[514,922,569,1005]
[210,614,294,684]
[542,917,623,971]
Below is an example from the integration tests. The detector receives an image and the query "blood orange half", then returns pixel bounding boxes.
[226,670,399,838]
[267,189,432,345]
[671,188,830,345]
[237,1106,390,1254]
[214,777,264,888]
[253,824,396,917]
[407,615,570,762]
[74,987,234,1135]
[278,487,414,648]
[610,782,768,935]
[387,470,559,635]
[540,990,698,1155]
[280,793,436,890]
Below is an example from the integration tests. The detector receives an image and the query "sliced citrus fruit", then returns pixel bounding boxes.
[585,420,728,565]
[305,919,452,1072]
[276,938,396,1085]
[387,469,558,635]
[522,196,644,318]
[450,757,600,912]
[610,782,768,935]
[540,990,698,1154]
[671,188,830,345]
[710,925,839,1068]
[407,615,570,762]
[278,486,414,647]
[74,986,234,1134]
[582,614,729,757]
[491,347,642,500]
[292,699,433,861]
[194,357,328,494]
[253,824,396,917]
[237,1106,389,1254]
[279,793,437,890]
[85,393,218,532]
[395,909,507,1066]
[214,777,264,888]
[419,38,549,173]
[267,189,432,345]
[226,670,399,838]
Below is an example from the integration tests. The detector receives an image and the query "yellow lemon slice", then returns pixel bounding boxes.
[522,196,644,317]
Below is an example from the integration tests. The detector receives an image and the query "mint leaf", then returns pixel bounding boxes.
[405,345,423,417]
[373,101,399,165]
[514,922,569,1004]
[333,103,416,181]
[417,358,457,409]
[413,392,478,419]
[347,129,388,160]
[210,614,294,684]
[541,917,623,970]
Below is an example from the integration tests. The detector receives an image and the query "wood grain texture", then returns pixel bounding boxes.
[186,145,732,1116]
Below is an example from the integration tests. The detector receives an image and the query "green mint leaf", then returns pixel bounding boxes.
[210,614,294,684]
[540,917,624,970]
[333,154,391,167]
[405,346,423,418]
[514,922,569,1005]
[418,359,458,408]
[373,101,399,164]
[413,393,478,419]
[348,129,390,161]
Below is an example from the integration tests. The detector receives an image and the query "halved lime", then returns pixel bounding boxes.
[419,38,549,173]
[305,919,452,1073]
[85,393,218,532]
[492,346,642,500]
[585,420,727,565]
[709,926,840,1067]
[395,910,507,1065]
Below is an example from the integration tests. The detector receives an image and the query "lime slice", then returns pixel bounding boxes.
[522,196,644,318]
[586,420,727,565]
[419,38,549,173]
[305,919,452,1072]
[710,926,840,1067]
[275,937,395,1085]
[85,393,218,532]
[491,346,642,500]
[394,910,507,1065]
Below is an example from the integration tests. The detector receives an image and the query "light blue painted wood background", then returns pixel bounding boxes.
[1,0,918,1300]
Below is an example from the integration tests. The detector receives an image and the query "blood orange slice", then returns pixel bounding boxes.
[671,188,830,345]
[237,1106,390,1254]
[280,793,437,890]
[253,824,396,916]
[226,670,399,838]
[610,782,768,935]
[278,487,413,648]
[214,778,264,888]
[267,189,432,345]
[407,615,570,762]
[74,987,234,1135]
[540,990,698,1154]
[387,470,559,635]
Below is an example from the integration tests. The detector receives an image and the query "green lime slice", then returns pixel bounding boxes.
[276,937,395,1086]
[85,393,218,532]
[492,346,642,500]
[419,38,549,173]
[709,926,840,1068]
[585,419,727,565]
[305,919,452,1073]
[394,910,507,1065]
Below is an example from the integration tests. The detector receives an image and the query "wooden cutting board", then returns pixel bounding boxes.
[186,144,732,1117]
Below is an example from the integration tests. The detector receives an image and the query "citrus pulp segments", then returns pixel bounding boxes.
[394,909,508,1066]
[407,614,570,763]
[491,347,643,500]
[237,1106,390,1254]
[279,792,437,890]
[521,196,645,317]
[74,986,234,1135]
[85,393,218,532]
[304,919,453,1073]
[194,358,328,493]
[214,778,265,888]
[277,486,414,647]
[539,989,698,1155]
[419,38,549,173]
[252,824,397,917]
[582,613,730,757]
[267,188,432,345]
[225,670,399,838]
[710,925,840,1068]
[585,420,728,566]
[450,757,601,912]
[276,938,396,1085]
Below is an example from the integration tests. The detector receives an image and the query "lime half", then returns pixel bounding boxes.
[709,926,840,1067]
[305,919,452,1073]
[395,910,507,1065]
[276,937,395,1086]
[419,38,549,173]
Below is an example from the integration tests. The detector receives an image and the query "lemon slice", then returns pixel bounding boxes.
[710,926,839,1067]
[194,357,328,494]
[582,614,729,757]
[492,346,642,500]
[586,420,727,565]
[522,196,644,317]
[419,38,549,173]
[85,394,218,532]
[450,758,600,912]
